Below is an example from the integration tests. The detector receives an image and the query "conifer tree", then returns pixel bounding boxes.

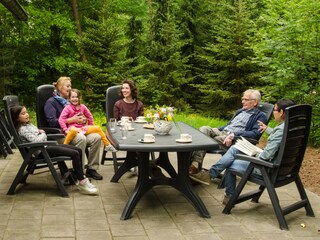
[195,0,265,117]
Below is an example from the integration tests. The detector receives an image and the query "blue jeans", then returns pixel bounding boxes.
[208,145,251,197]
[224,160,250,197]
[209,145,240,178]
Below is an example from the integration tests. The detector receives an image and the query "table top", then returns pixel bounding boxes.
[107,121,219,152]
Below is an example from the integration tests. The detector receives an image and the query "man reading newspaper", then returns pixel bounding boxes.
[189,99,295,205]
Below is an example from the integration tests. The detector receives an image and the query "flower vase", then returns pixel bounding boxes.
[154,120,173,135]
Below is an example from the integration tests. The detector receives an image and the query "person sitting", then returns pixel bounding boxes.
[190,99,295,205]
[58,88,117,152]
[189,89,268,174]
[113,79,144,120]
[44,76,103,180]
[10,105,99,195]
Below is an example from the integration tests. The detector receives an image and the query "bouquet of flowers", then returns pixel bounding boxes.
[144,105,175,122]
[145,105,181,134]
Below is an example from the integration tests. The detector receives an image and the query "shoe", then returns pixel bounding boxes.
[85,169,103,180]
[105,144,118,152]
[223,195,230,205]
[189,164,199,174]
[77,178,99,195]
[129,167,138,175]
[189,170,211,185]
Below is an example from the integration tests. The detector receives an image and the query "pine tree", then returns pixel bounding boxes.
[195,0,265,117]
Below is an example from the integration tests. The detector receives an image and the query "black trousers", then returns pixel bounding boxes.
[38,144,84,180]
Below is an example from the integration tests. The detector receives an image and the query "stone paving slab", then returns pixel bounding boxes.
[0,149,319,239]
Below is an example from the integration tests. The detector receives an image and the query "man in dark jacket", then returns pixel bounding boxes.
[189,89,267,174]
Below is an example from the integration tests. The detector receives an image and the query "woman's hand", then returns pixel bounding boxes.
[258,120,267,133]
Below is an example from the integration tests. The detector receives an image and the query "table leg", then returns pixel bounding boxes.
[171,151,210,218]
[110,151,137,182]
[156,152,177,178]
[121,152,153,220]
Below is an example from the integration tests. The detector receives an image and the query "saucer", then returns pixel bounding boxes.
[176,139,192,143]
[138,139,155,143]
[143,124,154,129]
[135,120,147,123]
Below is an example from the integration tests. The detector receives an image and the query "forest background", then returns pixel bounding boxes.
[0,0,320,146]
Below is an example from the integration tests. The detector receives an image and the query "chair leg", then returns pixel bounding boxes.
[7,158,31,195]
[260,167,288,230]
[251,185,265,203]
[295,176,315,217]
[217,174,225,189]
[112,152,119,173]
[100,149,106,165]
[222,165,254,214]
[42,151,69,198]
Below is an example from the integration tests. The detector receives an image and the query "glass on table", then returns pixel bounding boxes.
[121,125,128,139]
[109,118,117,133]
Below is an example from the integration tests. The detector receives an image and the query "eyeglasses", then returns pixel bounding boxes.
[241,98,255,101]
[273,108,279,112]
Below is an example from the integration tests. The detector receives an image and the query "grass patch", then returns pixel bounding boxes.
[29,110,228,130]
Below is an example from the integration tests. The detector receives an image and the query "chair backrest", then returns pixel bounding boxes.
[105,85,122,120]
[271,104,312,183]
[258,102,274,124]
[36,84,54,128]
[2,96,24,148]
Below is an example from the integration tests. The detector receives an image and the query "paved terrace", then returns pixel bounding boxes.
[0,149,319,240]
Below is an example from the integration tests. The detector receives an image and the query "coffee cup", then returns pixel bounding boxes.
[180,133,192,142]
[136,116,145,121]
[143,134,155,142]
[121,116,130,122]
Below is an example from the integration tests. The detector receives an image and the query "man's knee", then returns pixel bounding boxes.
[86,133,101,146]
[199,126,212,135]
[71,133,86,149]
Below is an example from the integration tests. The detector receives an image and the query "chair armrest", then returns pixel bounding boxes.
[42,127,62,134]
[235,153,276,168]
[47,134,65,141]
[19,141,58,148]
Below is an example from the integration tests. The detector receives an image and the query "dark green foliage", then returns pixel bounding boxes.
[193,0,266,118]
[1,0,320,146]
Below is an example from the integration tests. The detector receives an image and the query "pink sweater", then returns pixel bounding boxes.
[58,104,94,132]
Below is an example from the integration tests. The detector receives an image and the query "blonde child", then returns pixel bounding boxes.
[58,89,117,152]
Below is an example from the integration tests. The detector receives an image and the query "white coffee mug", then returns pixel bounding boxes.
[144,134,155,142]
[137,116,145,121]
[121,116,130,122]
[180,133,192,141]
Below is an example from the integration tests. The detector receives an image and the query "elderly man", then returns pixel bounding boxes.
[189,89,267,174]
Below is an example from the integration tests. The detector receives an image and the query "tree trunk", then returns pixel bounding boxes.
[70,0,86,62]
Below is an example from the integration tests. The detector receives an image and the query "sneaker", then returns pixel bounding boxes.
[129,167,138,175]
[223,195,230,205]
[189,164,199,174]
[77,178,99,195]
[105,144,118,152]
[189,170,211,185]
[85,169,103,180]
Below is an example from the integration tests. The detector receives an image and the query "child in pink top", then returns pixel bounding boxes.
[59,89,117,152]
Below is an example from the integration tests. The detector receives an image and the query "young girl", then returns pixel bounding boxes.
[58,89,117,152]
[10,105,99,195]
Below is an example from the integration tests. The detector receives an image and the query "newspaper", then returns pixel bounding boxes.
[234,137,263,156]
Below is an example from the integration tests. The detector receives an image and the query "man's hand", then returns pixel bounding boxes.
[38,129,45,134]
[223,133,234,147]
